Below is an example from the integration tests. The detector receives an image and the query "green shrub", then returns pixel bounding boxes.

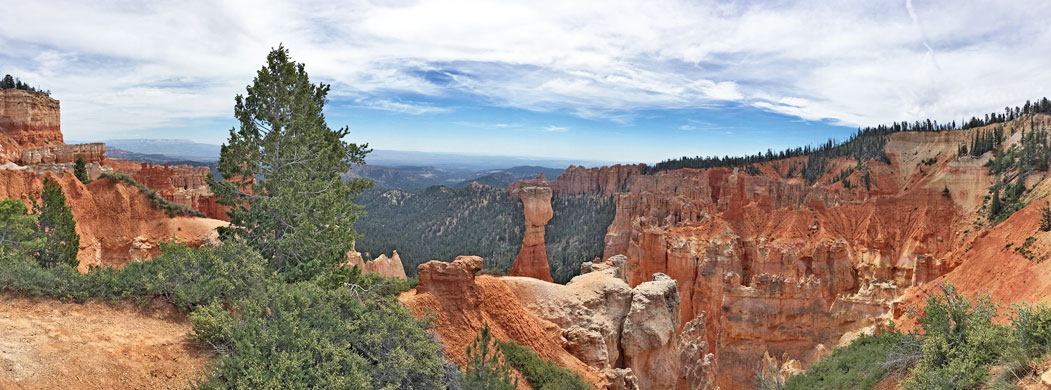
[0,241,453,389]
[191,282,447,390]
[74,156,90,183]
[1010,303,1051,359]
[496,339,591,390]
[33,178,80,268]
[901,285,1010,390]
[785,331,916,390]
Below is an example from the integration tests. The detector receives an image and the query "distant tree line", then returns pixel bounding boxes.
[962,127,1005,157]
[0,74,51,96]
[647,97,1051,181]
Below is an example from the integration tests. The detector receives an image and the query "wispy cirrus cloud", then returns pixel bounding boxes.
[352,98,450,115]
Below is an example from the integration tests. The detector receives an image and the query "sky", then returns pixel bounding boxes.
[2,0,1050,163]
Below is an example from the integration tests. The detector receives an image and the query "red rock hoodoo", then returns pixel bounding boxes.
[509,185,555,282]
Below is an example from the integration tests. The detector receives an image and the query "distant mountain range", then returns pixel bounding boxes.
[77,138,610,191]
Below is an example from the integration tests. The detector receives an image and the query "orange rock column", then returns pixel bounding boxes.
[509,186,554,282]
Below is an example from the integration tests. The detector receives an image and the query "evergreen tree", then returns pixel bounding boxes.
[0,199,43,256]
[463,324,518,390]
[73,156,90,183]
[32,178,79,267]
[207,45,372,281]
[989,189,1003,219]
[1041,201,1051,232]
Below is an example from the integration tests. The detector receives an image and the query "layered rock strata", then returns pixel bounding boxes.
[20,143,105,165]
[0,89,63,162]
[503,129,985,388]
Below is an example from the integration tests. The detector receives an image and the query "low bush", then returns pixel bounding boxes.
[784,330,917,390]
[0,241,454,389]
[495,339,591,390]
[902,285,1009,390]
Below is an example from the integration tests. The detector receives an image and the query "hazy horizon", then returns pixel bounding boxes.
[4,1,1051,161]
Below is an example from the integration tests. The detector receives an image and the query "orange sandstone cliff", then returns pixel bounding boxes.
[107,159,229,220]
[0,89,63,162]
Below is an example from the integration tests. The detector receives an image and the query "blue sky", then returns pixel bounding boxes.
[2,0,1051,163]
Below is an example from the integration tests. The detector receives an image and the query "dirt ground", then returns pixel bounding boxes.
[0,294,213,390]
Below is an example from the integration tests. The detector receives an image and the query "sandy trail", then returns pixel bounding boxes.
[0,294,213,390]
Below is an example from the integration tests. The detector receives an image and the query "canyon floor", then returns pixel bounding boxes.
[0,294,212,390]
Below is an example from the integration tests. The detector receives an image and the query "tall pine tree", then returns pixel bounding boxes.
[33,178,79,268]
[208,45,372,281]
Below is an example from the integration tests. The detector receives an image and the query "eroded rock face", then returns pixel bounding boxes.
[402,256,608,389]
[622,273,680,390]
[504,139,971,388]
[552,164,645,195]
[503,257,682,390]
[346,248,408,280]
[0,89,63,162]
[509,186,554,281]
[0,169,224,270]
[416,255,484,299]
[107,159,229,220]
[19,143,105,165]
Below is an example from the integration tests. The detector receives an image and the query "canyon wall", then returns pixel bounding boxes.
[505,131,983,388]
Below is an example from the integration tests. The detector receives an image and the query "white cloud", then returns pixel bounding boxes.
[1,0,1051,140]
[544,125,568,132]
[353,98,450,115]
